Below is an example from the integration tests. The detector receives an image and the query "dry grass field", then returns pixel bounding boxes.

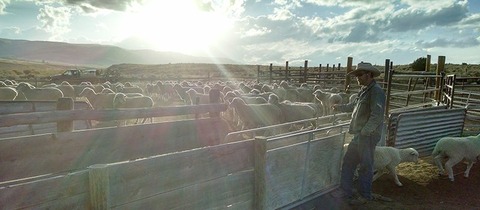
[1,58,479,81]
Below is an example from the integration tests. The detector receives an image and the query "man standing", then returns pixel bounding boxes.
[332,62,390,205]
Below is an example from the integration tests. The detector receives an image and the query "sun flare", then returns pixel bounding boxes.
[123,0,233,55]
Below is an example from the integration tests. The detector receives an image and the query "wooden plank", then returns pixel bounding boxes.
[265,142,308,209]
[112,169,254,210]
[0,125,32,135]
[89,164,110,209]
[106,140,254,206]
[0,101,92,115]
[0,118,228,182]
[254,137,267,210]
[0,103,226,127]
[0,170,89,210]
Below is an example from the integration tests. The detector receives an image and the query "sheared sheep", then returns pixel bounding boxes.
[228,97,284,134]
[373,146,419,186]
[0,87,18,100]
[186,88,210,105]
[79,87,116,109]
[313,89,343,115]
[223,91,267,104]
[268,93,317,129]
[432,134,480,181]
[113,92,154,124]
[16,82,64,101]
[43,82,75,98]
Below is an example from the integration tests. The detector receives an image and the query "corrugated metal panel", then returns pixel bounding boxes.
[394,108,466,157]
[386,105,447,146]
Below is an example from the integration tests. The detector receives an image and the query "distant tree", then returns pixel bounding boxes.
[410,57,427,71]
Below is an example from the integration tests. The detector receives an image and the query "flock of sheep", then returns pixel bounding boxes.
[1,78,479,186]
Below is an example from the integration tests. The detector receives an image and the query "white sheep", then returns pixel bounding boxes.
[268,93,318,129]
[78,87,116,109]
[228,97,284,133]
[186,88,210,105]
[432,134,480,181]
[372,146,419,186]
[43,82,75,98]
[16,82,64,101]
[0,87,18,100]
[113,93,154,124]
[313,89,343,115]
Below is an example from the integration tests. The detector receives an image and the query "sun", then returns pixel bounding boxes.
[122,0,233,55]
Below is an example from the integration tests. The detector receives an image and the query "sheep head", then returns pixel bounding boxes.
[405,148,419,163]
[268,93,280,104]
[113,93,127,108]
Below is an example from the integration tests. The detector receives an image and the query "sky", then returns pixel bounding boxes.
[0,0,479,67]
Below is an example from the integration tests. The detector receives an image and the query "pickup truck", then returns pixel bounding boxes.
[49,69,119,84]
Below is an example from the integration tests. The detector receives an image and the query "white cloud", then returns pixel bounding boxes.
[268,7,294,20]
[243,25,271,37]
[0,0,10,15]
[37,5,72,40]
[0,26,20,36]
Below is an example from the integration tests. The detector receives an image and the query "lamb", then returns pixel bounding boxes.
[372,146,419,186]
[432,134,480,181]
[16,82,64,101]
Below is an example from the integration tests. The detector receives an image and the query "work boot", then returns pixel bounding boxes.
[372,193,393,202]
[348,196,368,205]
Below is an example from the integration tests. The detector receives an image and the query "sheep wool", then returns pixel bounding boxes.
[373,146,419,186]
[432,133,480,181]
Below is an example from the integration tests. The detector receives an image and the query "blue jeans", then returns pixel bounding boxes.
[340,133,380,200]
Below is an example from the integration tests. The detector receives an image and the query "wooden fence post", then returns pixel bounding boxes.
[435,56,446,101]
[345,57,353,92]
[425,54,431,72]
[269,63,273,84]
[254,136,267,210]
[383,59,390,89]
[209,89,221,118]
[56,97,74,132]
[285,61,289,81]
[303,60,308,83]
[257,65,260,83]
[89,164,110,210]
[385,69,394,146]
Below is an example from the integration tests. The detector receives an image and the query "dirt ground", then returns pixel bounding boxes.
[299,156,480,210]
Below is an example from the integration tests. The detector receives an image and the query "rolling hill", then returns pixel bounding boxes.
[0,38,236,67]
